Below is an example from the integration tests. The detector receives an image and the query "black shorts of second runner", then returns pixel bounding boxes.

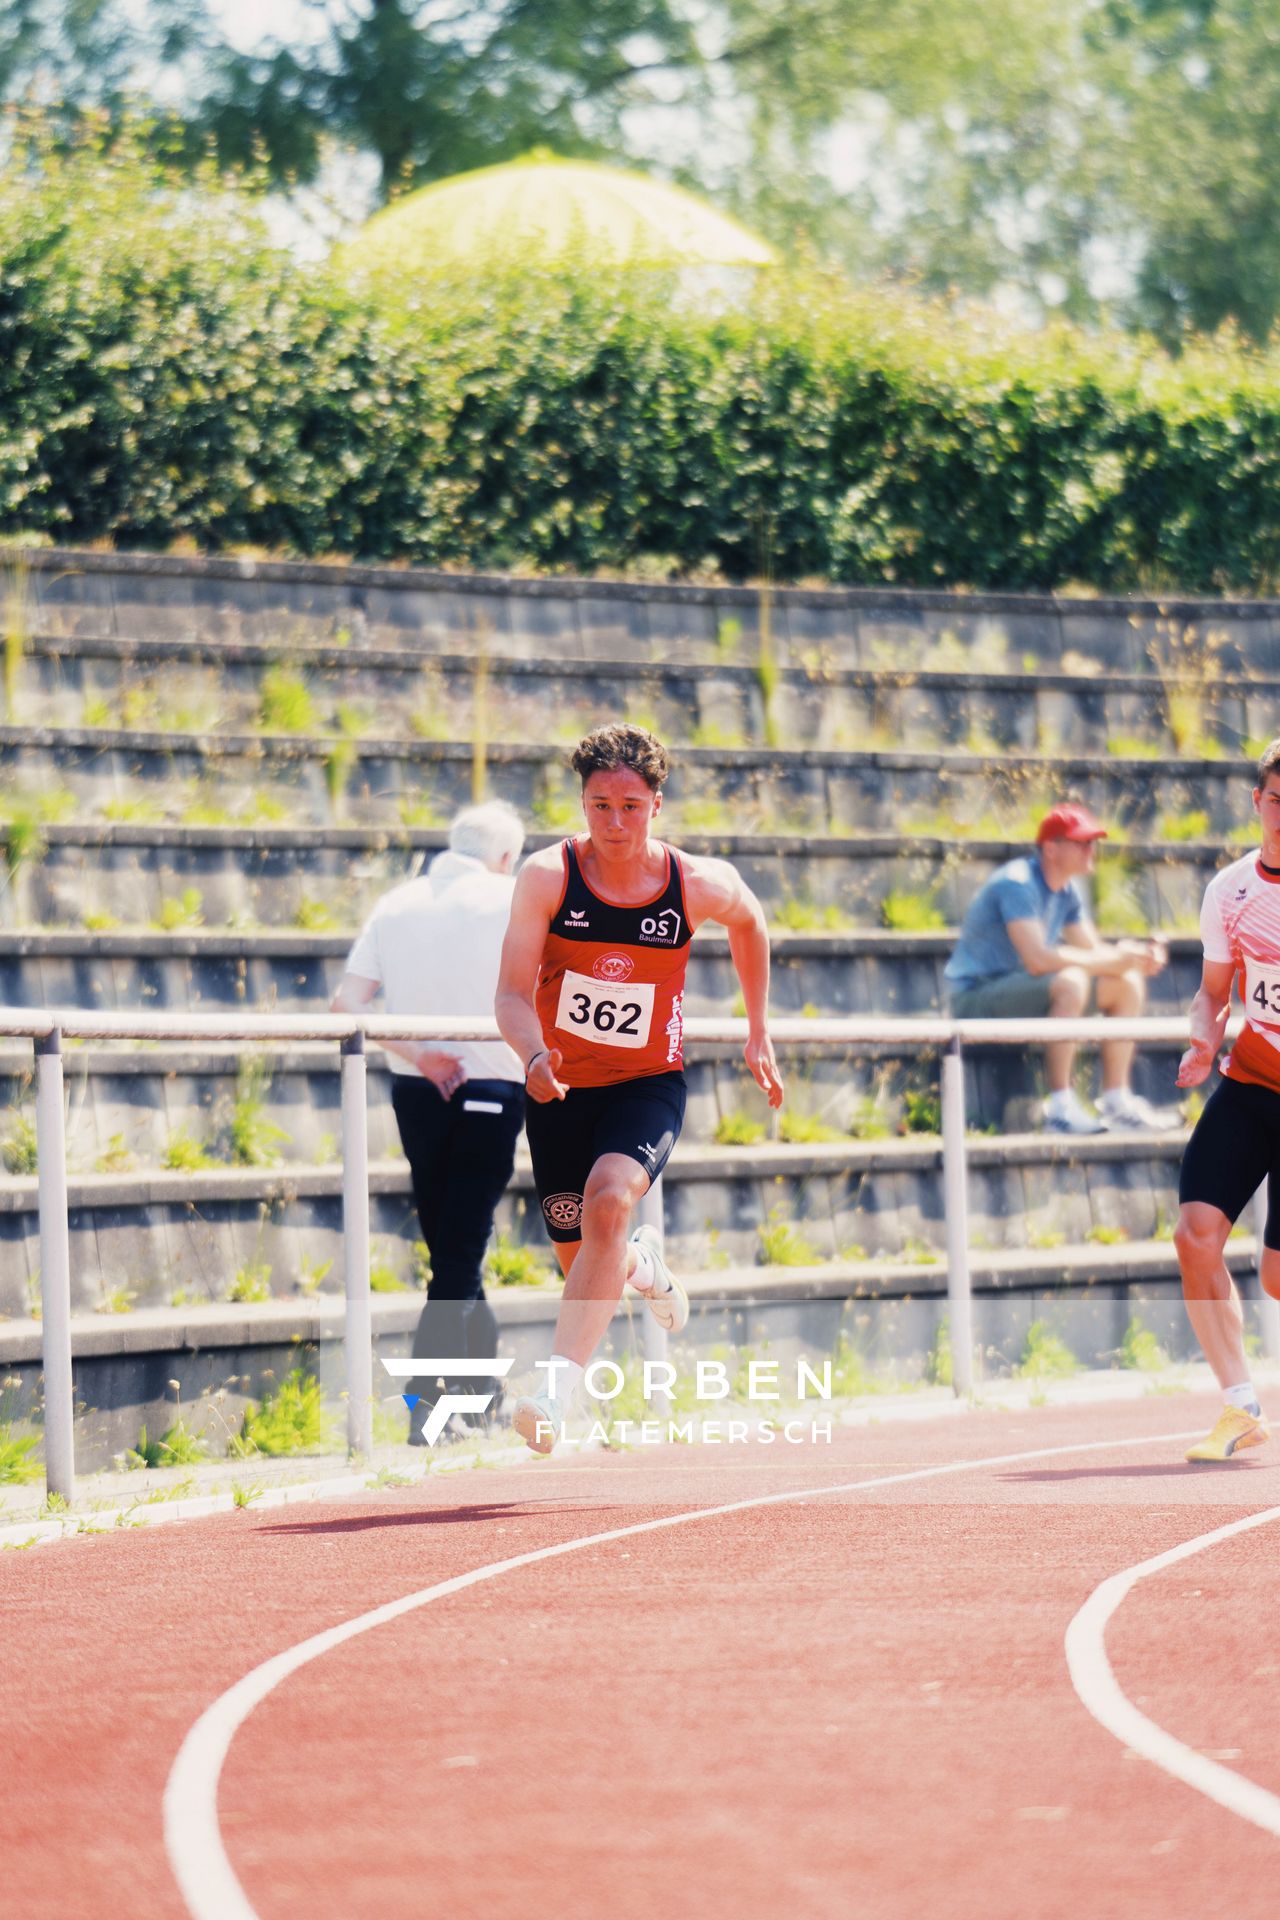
[1179,1072,1280,1249]
[524,1070,687,1242]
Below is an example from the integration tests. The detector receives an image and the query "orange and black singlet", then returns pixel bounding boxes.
[534,838,692,1088]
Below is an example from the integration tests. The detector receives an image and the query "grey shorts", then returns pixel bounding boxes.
[948,970,1078,1019]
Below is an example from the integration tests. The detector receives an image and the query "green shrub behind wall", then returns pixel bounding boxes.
[2,119,1280,592]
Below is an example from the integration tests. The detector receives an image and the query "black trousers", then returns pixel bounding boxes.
[391,1076,524,1413]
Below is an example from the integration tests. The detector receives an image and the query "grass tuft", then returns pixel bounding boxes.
[1015,1319,1077,1379]
[126,1418,208,1469]
[227,1263,272,1304]
[233,1369,329,1456]
[259,668,315,734]
[757,1208,819,1267]
[486,1231,554,1287]
[1118,1316,1170,1372]
[0,1424,40,1484]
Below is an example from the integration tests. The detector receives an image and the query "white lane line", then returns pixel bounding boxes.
[1066,1503,1280,1835]
[164,1425,1209,1920]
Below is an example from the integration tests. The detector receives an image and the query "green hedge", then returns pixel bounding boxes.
[3,124,1280,592]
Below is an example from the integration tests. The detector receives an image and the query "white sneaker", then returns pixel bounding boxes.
[511,1393,564,1456]
[628,1223,690,1334]
[1043,1091,1106,1135]
[1098,1090,1183,1132]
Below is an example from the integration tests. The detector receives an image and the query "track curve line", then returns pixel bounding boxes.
[164,1426,1203,1920]
[1066,1503,1280,1836]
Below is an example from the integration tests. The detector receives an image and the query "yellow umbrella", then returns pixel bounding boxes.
[341,152,775,276]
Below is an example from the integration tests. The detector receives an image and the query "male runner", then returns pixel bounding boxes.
[495,722,785,1453]
[1175,737,1280,1460]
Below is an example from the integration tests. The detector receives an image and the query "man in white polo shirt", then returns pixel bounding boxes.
[331,800,525,1442]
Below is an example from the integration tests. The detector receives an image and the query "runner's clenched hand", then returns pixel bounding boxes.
[526,1046,568,1104]
[746,1032,785,1109]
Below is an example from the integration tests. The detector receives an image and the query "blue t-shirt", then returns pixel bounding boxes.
[944,853,1085,989]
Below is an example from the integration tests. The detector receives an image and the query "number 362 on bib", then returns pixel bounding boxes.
[554,970,655,1049]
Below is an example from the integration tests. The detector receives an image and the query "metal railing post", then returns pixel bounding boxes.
[1252,1180,1280,1362]
[634,1173,671,1410]
[340,1032,373,1458]
[941,1035,975,1396]
[35,1029,74,1505]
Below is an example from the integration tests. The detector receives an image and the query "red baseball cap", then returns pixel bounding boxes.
[1036,803,1108,845]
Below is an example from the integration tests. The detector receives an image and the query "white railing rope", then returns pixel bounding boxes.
[0,1011,1234,1045]
[6,1007,1227,1502]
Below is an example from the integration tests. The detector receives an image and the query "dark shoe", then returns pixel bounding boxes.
[409,1403,484,1446]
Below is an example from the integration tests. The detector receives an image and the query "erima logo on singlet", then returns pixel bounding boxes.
[567,909,590,929]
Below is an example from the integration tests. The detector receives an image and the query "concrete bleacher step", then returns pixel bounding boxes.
[1,1233,1244,1471]
[0,1037,1194,1174]
[0,821,1242,934]
[26,548,1280,680]
[0,1130,1195,1318]
[0,924,1207,1020]
[0,724,1257,836]
[4,550,1259,1372]
[17,629,1278,761]
[0,925,1201,1135]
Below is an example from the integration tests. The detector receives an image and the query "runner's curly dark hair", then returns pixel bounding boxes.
[1258,737,1280,790]
[571,723,670,792]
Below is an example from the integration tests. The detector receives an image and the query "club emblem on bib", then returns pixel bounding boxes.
[593,952,635,983]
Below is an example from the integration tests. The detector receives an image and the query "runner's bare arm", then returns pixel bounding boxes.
[495,852,569,1102]
[684,855,784,1108]
[1177,958,1234,1087]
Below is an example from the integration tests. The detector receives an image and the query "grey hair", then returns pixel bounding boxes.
[449,800,525,867]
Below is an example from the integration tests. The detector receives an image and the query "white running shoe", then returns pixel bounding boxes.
[1098,1089,1183,1132]
[1043,1090,1106,1135]
[629,1223,690,1334]
[511,1392,564,1456]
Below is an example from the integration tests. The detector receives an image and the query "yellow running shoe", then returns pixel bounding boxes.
[1185,1406,1271,1462]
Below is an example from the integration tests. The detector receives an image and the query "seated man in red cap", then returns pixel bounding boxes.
[944,803,1173,1133]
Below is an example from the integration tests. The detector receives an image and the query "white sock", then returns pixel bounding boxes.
[1045,1088,1076,1112]
[543,1355,584,1409]
[1097,1088,1127,1110]
[628,1242,671,1294]
[1224,1381,1262,1416]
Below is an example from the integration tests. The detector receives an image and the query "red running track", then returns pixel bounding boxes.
[5,1392,1280,1920]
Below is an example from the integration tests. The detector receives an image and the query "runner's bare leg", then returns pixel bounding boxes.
[547,1153,650,1366]
[1175,1200,1250,1387]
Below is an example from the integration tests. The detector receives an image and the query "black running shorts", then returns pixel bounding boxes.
[1179,1072,1280,1249]
[523,1070,687,1242]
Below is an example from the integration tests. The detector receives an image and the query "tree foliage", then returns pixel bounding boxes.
[0,0,211,125]
[720,0,1280,344]
[7,0,706,201]
[9,2,1280,340]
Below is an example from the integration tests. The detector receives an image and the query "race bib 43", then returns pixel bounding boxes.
[1245,957,1280,1021]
